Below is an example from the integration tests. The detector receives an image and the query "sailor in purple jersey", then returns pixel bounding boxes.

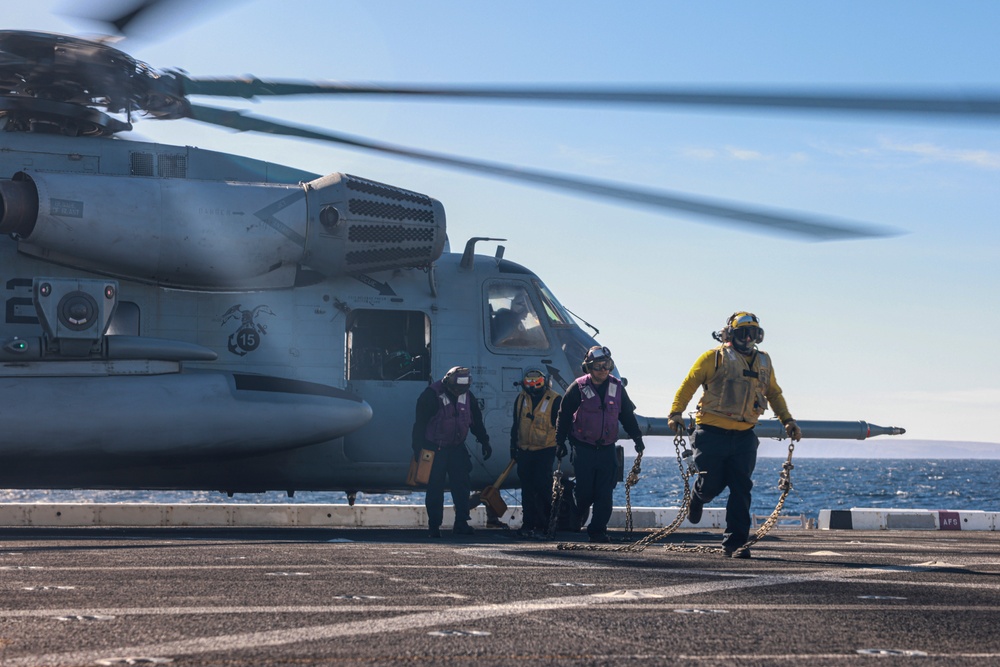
[412,366,492,538]
[556,346,644,543]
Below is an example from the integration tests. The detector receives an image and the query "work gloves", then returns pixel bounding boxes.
[509,446,519,461]
[634,437,645,454]
[480,440,493,460]
[556,441,568,459]
[668,413,686,435]
[783,419,802,442]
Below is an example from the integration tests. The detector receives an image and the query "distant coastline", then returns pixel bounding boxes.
[645,438,1000,459]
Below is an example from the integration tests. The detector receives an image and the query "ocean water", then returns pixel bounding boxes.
[2,458,997,519]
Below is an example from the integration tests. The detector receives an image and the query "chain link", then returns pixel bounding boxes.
[544,457,565,539]
[557,432,796,556]
[558,430,695,552]
[623,450,643,535]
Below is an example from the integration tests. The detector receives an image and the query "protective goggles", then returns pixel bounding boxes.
[732,326,762,342]
[523,372,546,389]
[588,359,614,371]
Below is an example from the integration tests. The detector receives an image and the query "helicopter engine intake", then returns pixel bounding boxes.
[0,171,446,289]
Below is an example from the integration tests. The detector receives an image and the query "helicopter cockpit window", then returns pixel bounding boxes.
[347,310,430,382]
[487,282,549,349]
[535,281,575,326]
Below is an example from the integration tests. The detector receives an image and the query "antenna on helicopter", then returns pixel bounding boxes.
[460,237,506,270]
[565,307,600,337]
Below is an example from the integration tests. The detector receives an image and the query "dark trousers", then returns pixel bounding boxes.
[691,424,760,551]
[572,442,618,537]
[425,446,472,529]
[517,447,556,531]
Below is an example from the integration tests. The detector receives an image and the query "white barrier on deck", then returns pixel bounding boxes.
[2,504,994,530]
[819,508,998,531]
[0,504,726,529]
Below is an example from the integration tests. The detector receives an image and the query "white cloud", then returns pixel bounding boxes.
[679,145,774,161]
[724,146,766,161]
[680,147,718,160]
[878,138,1000,169]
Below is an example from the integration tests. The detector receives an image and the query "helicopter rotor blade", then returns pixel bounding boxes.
[64,0,173,35]
[186,103,895,241]
[65,0,234,40]
[178,79,1000,118]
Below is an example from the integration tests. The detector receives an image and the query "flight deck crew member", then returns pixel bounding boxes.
[510,369,562,538]
[412,366,493,538]
[556,346,645,543]
[668,312,802,559]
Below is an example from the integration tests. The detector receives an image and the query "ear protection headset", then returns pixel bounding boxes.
[713,311,765,345]
[582,345,614,373]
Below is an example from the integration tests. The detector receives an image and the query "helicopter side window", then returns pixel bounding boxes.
[346,309,430,382]
[486,282,549,349]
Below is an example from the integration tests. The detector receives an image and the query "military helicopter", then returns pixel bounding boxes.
[0,8,935,497]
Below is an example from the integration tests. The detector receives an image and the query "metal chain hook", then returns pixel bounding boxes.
[624,450,643,535]
[545,455,565,539]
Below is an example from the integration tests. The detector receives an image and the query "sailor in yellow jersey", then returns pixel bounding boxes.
[510,369,562,538]
[668,312,801,559]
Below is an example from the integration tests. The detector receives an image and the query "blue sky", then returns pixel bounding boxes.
[11,1,1000,450]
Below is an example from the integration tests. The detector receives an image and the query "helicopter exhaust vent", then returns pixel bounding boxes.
[348,225,436,244]
[304,173,447,276]
[348,199,436,223]
[344,174,434,205]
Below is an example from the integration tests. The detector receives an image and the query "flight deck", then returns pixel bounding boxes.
[1,524,999,666]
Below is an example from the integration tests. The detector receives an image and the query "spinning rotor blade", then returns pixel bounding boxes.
[187,103,894,241]
[180,79,1000,118]
[67,0,232,39]
[104,0,164,34]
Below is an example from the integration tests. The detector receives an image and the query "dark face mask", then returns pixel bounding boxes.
[527,385,546,398]
[731,328,758,354]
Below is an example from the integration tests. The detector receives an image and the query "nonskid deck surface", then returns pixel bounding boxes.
[1,527,999,666]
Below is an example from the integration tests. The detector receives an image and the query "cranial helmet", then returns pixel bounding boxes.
[721,311,764,354]
[522,369,548,396]
[442,366,472,395]
[511,292,530,318]
[582,346,614,373]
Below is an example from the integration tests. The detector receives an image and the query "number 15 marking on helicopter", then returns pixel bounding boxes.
[220,304,275,356]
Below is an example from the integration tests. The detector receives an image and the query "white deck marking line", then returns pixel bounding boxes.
[675,653,1000,661]
[0,606,444,617]
[5,567,876,667]
[7,600,1000,619]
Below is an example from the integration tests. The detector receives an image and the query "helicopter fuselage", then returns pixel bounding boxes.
[0,131,904,495]
[0,132,599,493]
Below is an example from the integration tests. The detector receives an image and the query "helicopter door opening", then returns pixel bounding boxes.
[344,309,430,463]
[346,310,430,382]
